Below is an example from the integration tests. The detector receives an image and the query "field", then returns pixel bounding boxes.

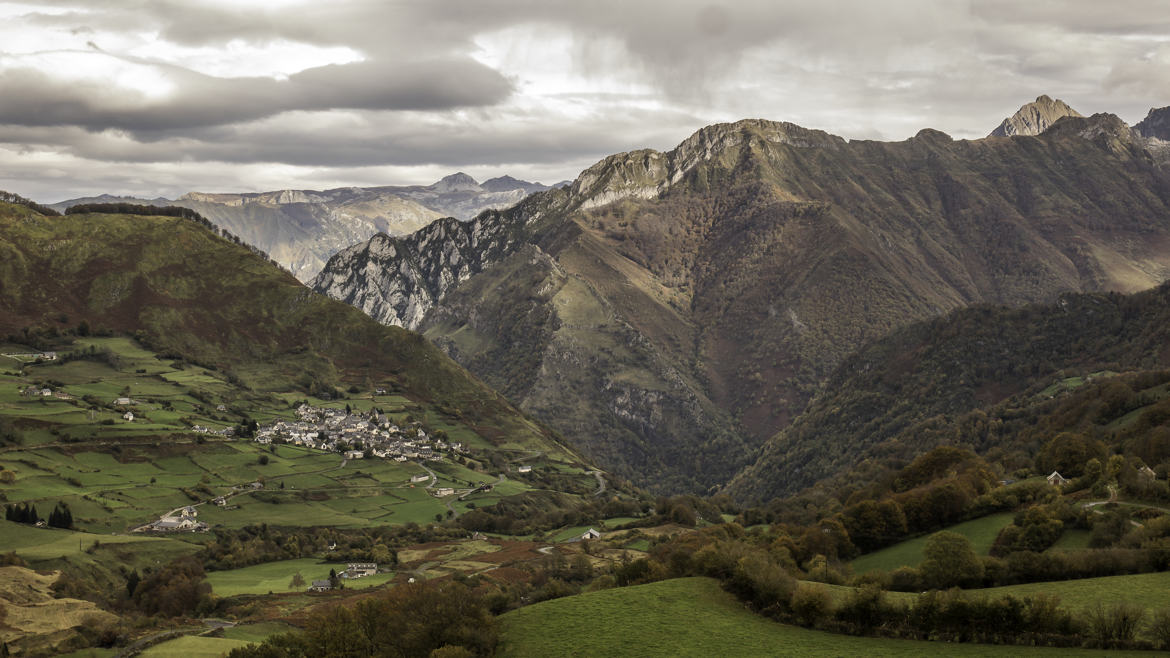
[0,334,601,536]
[205,558,394,596]
[849,512,1015,574]
[497,577,1151,657]
[139,635,252,658]
[972,571,1170,613]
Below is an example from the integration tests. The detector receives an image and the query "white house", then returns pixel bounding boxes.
[518,465,532,474]
[123,411,134,422]
[347,563,377,576]
[410,474,429,483]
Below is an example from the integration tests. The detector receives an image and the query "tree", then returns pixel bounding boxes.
[290,572,306,590]
[920,531,983,588]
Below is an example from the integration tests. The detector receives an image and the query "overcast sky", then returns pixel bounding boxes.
[1,0,1168,203]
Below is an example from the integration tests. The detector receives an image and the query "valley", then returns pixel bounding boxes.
[6,100,1170,657]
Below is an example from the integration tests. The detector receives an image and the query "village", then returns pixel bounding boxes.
[251,403,464,462]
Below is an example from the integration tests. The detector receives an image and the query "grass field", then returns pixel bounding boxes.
[850,512,1015,574]
[139,635,252,658]
[205,558,394,596]
[971,571,1170,613]
[497,577,1150,657]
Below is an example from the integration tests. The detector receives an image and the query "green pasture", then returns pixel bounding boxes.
[498,577,1148,657]
[850,512,1015,574]
[205,557,394,597]
[139,635,252,658]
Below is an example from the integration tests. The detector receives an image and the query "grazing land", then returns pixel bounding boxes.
[849,512,1015,574]
[497,577,1150,657]
[205,558,394,596]
[138,635,252,658]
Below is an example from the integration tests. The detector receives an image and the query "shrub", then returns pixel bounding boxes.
[789,584,833,627]
[1085,601,1145,644]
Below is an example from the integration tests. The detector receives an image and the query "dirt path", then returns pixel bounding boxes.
[589,470,606,497]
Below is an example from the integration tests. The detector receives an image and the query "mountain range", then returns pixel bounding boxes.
[312,98,1170,494]
[48,173,565,282]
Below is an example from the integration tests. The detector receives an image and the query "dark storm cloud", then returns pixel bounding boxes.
[0,54,512,132]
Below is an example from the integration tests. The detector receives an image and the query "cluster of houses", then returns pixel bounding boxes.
[4,351,56,362]
[20,386,72,400]
[252,404,463,463]
[138,505,208,533]
[308,562,379,592]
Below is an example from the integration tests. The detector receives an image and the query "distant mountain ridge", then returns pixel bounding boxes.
[313,111,1170,493]
[48,173,560,282]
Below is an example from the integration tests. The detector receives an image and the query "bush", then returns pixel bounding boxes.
[1085,601,1145,644]
[1149,609,1170,650]
[789,583,833,627]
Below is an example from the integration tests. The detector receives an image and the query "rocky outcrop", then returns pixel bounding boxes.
[1136,106,1170,164]
[990,95,1083,137]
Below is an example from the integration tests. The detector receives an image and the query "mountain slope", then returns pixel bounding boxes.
[989,95,1083,137]
[314,114,1170,494]
[726,281,1170,503]
[0,201,575,453]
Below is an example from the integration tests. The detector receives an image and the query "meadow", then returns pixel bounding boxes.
[849,512,1015,573]
[497,577,1153,657]
[205,558,394,596]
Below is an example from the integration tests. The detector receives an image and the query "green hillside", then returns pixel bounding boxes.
[729,281,1170,502]
[497,577,1148,657]
[0,201,574,457]
[0,202,610,540]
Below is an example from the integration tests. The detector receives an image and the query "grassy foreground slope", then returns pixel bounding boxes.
[497,577,1145,657]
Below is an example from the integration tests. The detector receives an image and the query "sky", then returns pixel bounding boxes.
[1,0,1169,203]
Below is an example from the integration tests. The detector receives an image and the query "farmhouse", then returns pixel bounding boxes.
[432,487,454,497]
[123,411,134,422]
[179,506,197,518]
[345,563,377,578]
[517,465,532,473]
[410,474,429,483]
[344,450,364,460]
[309,580,332,592]
[1140,465,1158,480]
[1047,471,1069,486]
[580,528,601,540]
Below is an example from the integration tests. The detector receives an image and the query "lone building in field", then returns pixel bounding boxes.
[1047,471,1069,486]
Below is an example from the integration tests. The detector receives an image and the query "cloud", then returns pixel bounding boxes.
[2,0,1170,202]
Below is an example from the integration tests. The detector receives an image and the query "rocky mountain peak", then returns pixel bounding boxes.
[430,172,482,193]
[1135,106,1170,140]
[566,118,845,212]
[990,95,1084,137]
